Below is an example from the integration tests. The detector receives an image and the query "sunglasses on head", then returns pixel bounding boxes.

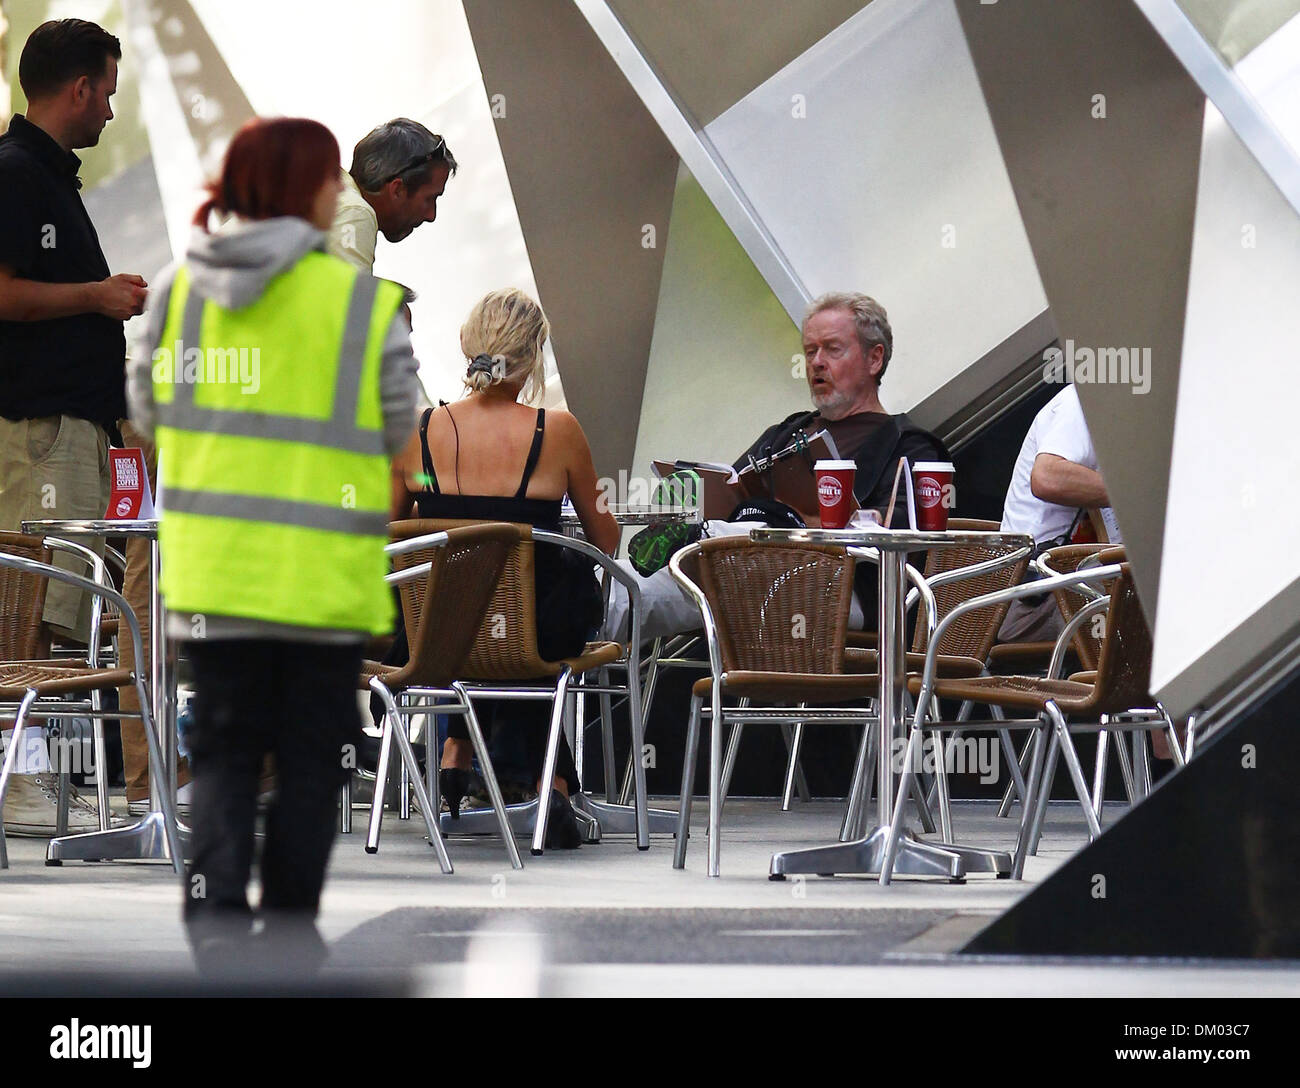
[378,136,447,187]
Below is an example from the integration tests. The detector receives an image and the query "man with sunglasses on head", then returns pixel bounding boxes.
[328,118,456,275]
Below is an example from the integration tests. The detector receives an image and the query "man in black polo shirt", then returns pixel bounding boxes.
[0,19,148,833]
[0,19,146,635]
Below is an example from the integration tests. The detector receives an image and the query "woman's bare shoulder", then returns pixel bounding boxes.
[544,407,588,442]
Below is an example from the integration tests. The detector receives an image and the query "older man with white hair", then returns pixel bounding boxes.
[607,292,950,642]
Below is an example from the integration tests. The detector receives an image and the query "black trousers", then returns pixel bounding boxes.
[183,639,363,930]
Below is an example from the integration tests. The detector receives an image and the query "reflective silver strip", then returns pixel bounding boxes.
[156,270,385,456]
[164,487,388,536]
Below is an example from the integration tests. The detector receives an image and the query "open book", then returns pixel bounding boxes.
[653,429,846,522]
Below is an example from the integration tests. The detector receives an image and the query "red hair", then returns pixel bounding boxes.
[194,117,340,230]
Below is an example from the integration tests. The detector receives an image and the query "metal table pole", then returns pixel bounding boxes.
[764,526,1022,882]
[30,520,186,866]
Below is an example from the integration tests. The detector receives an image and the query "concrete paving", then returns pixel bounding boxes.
[2,795,1297,995]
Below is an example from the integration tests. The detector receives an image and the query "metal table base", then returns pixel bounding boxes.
[47,813,189,865]
[437,797,602,845]
[572,794,679,835]
[752,526,1032,883]
[769,827,1010,881]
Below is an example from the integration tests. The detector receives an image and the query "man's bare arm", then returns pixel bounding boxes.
[1030,453,1109,508]
[0,264,147,322]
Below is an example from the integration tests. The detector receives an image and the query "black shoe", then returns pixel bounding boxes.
[544,789,583,850]
[440,768,472,819]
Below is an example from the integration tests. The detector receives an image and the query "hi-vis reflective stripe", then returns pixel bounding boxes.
[158,273,384,456]
[164,487,388,535]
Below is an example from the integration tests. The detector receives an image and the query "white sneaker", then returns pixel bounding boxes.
[2,774,105,837]
[127,780,193,818]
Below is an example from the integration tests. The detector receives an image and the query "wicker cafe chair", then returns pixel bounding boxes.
[992,544,1125,820]
[984,542,1112,677]
[361,524,525,872]
[0,548,182,871]
[881,562,1182,884]
[370,518,649,857]
[668,537,881,877]
[0,531,122,830]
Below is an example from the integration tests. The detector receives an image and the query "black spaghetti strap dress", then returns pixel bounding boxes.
[402,404,602,793]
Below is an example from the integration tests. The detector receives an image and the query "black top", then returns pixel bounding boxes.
[738,408,950,526]
[413,404,562,530]
[0,114,125,429]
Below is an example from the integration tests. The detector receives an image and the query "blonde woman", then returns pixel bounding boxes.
[389,289,617,847]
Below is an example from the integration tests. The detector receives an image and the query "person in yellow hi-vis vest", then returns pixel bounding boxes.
[126,118,419,974]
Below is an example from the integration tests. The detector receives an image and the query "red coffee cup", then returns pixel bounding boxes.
[815,459,857,529]
[913,461,955,531]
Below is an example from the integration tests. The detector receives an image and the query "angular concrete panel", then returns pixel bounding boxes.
[608,0,870,126]
[464,0,680,476]
[957,0,1206,622]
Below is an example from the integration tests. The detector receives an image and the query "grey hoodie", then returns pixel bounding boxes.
[126,216,419,644]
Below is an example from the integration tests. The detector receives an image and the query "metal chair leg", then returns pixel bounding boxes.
[931,730,953,843]
[1044,701,1102,841]
[598,666,617,801]
[367,680,452,871]
[1159,708,1186,770]
[779,722,805,811]
[531,668,573,857]
[454,683,523,870]
[52,720,70,837]
[718,708,745,813]
[1091,730,1110,821]
[339,775,352,833]
[91,689,110,831]
[998,730,1034,818]
[880,724,924,886]
[1133,730,1153,800]
[369,680,452,872]
[840,720,872,841]
[397,693,412,822]
[1011,726,1047,879]
[707,683,725,877]
[674,693,703,869]
[1114,728,1137,803]
[364,708,396,853]
[1026,730,1060,857]
[0,690,39,870]
[909,768,937,834]
[625,654,651,851]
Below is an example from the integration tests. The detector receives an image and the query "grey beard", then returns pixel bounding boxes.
[811,387,855,419]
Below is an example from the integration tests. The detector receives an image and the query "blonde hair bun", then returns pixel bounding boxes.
[460,289,550,402]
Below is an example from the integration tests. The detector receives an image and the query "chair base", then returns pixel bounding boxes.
[439,796,602,844]
[572,793,678,840]
[768,825,1009,882]
[46,811,190,865]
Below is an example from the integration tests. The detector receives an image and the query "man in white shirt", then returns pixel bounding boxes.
[327,118,456,274]
[998,383,1120,641]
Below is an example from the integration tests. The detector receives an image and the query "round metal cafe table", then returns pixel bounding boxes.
[750,525,1033,883]
[21,518,183,867]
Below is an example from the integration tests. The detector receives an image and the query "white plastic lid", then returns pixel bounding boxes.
[912,461,955,473]
[814,459,857,470]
